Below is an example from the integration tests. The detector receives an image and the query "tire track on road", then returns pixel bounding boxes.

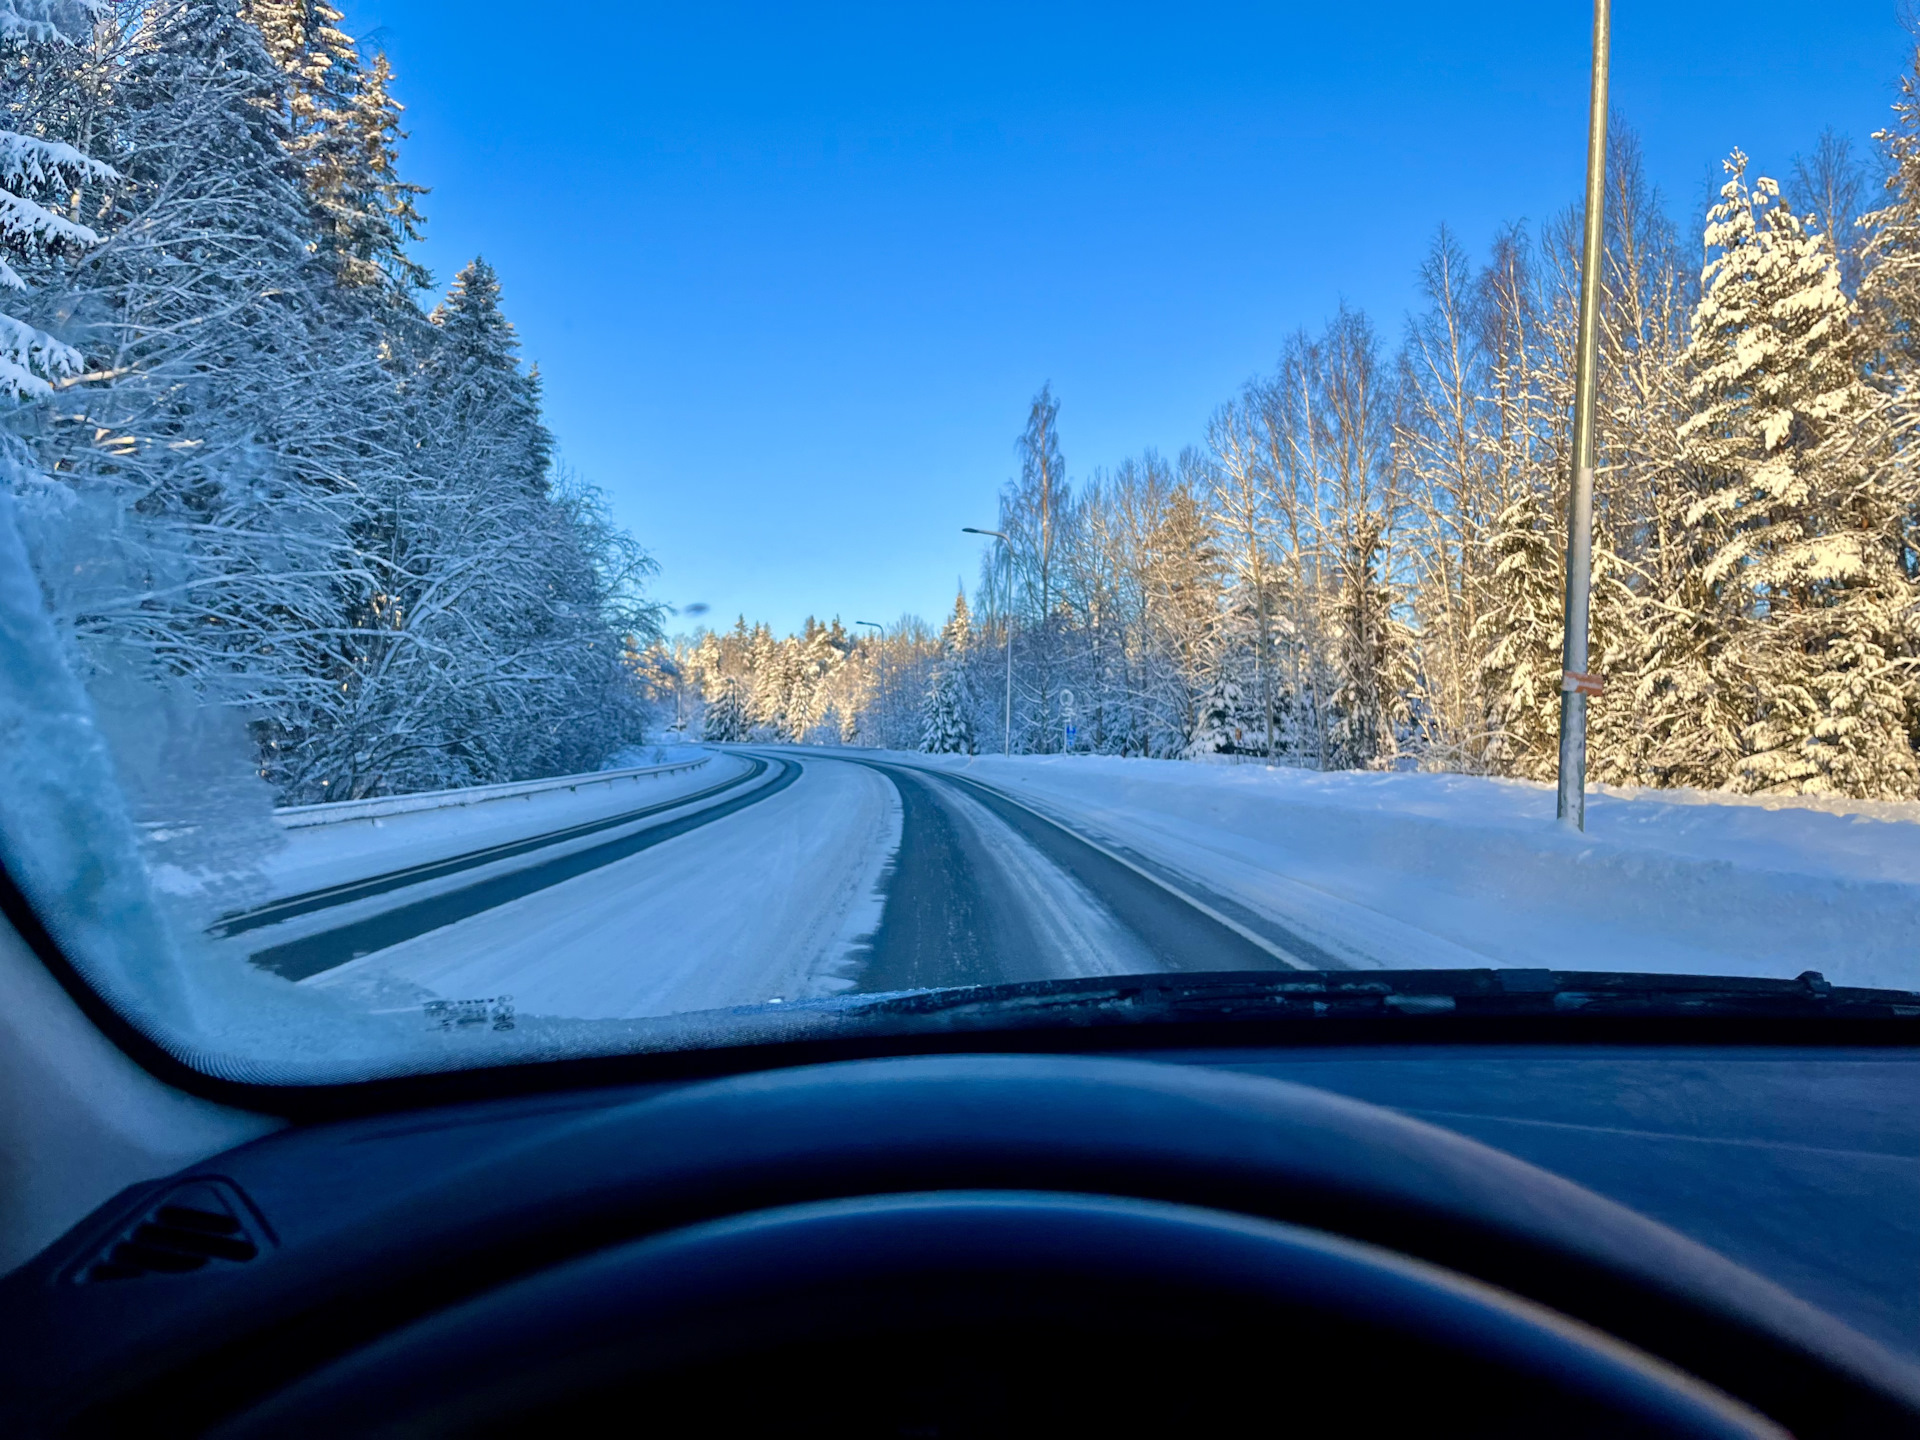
[845,762,1052,993]
[215,759,763,939]
[253,757,801,982]
[924,766,1345,971]
[835,755,1335,990]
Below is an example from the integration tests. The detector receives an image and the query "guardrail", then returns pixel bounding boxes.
[271,753,713,830]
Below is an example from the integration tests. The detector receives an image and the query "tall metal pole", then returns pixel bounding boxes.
[963,527,1014,755]
[1556,0,1611,830]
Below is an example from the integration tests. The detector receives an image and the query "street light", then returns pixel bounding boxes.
[855,620,884,749]
[1556,0,1611,831]
[962,527,1013,756]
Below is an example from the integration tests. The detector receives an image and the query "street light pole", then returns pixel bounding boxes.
[855,620,884,749]
[962,527,1013,756]
[1556,0,1611,831]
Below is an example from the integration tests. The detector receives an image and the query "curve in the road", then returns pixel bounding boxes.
[214,758,767,939]
[838,756,1340,991]
[251,756,802,982]
[925,766,1349,971]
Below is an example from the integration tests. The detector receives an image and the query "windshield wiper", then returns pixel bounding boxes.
[828,968,1920,1033]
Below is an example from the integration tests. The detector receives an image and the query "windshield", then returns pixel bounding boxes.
[2,1,1917,1089]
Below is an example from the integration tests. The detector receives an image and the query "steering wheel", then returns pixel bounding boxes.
[202,1054,1920,1437]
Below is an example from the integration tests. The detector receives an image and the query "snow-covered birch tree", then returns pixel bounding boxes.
[1676,151,1914,796]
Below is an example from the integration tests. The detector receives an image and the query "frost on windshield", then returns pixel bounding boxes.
[1,2,1918,1086]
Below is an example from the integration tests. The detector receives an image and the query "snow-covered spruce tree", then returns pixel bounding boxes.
[1675,151,1915,797]
[1472,488,1563,780]
[920,665,973,753]
[788,616,848,741]
[1184,667,1252,758]
[1326,512,1414,770]
[1307,308,1411,771]
[1850,52,1920,789]
[684,618,750,725]
[241,0,425,292]
[1581,133,1697,788]
[419,257,549,491]
[0,1,114,398]
[940,587,971,652]
[701,676,749,742]
[920,590,975,754]
[1205,397,1284,758]
[745,621,794,739]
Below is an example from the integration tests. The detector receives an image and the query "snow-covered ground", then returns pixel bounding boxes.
[888,752,1920,990]
[601,741,712,772]
[252,746,1920,1030]
[240,749,739,909]
[67,735,1920,1087]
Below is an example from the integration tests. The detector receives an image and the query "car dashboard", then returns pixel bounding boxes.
[1,1040,1917,1438]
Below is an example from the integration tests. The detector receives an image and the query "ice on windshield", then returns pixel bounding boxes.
[1,2,1917,1084]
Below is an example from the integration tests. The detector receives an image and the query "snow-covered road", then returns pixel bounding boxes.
[306,753,896,1018]
[837,754,1298,990]
[274,749,1300,1025]
[214,742,1918,1034]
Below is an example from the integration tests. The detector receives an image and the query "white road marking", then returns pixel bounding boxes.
[922,768,1318,972]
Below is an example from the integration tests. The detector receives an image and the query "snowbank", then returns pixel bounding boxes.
[146,750,742,920]
[274,752,711,828]
[895,752,1920,990]
[602,741,712,771]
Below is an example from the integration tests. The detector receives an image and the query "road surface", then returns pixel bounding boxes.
[254,749,1338,1023]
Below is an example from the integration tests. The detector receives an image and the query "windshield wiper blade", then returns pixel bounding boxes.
[835,968,1920,1031]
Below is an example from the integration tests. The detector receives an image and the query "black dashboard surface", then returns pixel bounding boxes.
[2,1042,1916,1432]
[1183,1047,1920,1360]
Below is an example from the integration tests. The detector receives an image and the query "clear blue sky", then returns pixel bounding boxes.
[338,1,1910,637]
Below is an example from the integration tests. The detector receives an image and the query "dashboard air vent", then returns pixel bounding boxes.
[77,1179,269,1283]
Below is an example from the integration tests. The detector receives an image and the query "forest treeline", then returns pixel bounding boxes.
[657,60,1920,801]
[2,0,656,804]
